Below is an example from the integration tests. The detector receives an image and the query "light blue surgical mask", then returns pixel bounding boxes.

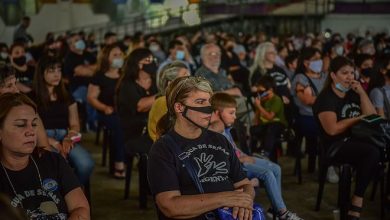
[335,82,350,93]
[309,60,323,73]
[111,58,124,69]
[75,40,86,51]
[176,50,185,60]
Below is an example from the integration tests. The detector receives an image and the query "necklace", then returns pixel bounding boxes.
[0,156,43,208]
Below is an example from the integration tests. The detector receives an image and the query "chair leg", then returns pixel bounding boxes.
[315,162,328,211]
[380,167,385,220]
[95,122,102,145]
[338,165,352,220]
[139,154,148,209]
[124,155,134,200]
[108,131,115,175]
[102,128,109,167]
[370,175,379,201]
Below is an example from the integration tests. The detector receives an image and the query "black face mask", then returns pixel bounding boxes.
[13,56,26,66]
[181,104,213,129]
[142,62,158,75]
[361,68,374,78]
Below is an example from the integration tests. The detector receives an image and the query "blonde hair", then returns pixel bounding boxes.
[157,61,189,95]
[250,42,275,83]
[156,76,213,138]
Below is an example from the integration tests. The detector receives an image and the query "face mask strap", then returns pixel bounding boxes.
[181,104,211,130]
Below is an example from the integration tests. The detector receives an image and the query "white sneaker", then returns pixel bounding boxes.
[327,166,339,184]
[280,211,303,220]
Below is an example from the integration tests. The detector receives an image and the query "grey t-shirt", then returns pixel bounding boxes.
[195,66,234,92]
[369,85,390,117]
[291,73,326,116]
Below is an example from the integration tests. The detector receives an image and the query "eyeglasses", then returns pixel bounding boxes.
[207,52,221,57]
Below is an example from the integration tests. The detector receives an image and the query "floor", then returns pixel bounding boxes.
[81,132,384,220]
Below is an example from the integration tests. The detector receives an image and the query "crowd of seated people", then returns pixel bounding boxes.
[1,20,390,220]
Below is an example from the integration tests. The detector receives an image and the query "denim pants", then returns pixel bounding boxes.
[244,157,286,211]
[46,129,95,185]
[98,113,125,163]
[72,86,97,129]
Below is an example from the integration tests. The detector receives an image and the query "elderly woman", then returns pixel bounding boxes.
[148,61,190,142]
[0,93,90,220]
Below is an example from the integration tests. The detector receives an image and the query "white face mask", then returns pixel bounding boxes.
[0,52,8,59]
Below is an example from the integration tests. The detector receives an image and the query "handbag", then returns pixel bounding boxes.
[163,134,266,220]
[351,114,390,161]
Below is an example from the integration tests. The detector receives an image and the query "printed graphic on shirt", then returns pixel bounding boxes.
[179,143,230,183]
[10,179,67,220]
[341,103,361,119]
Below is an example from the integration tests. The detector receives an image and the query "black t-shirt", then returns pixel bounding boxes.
[313,87,361,145]
[0,151,80,220]
[63,51,94,91]
[15,65,35,87]
[116,79,156,140]
[30,93,75,130]
[148,129,247,220]
[251,66,291,98]
[90,72,118,111]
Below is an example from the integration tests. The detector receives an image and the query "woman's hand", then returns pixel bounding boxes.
[104,106,114,115]
[350,80,365,95]
[60,137,74,158]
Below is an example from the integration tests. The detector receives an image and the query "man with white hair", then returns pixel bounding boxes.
[195,43,242,96]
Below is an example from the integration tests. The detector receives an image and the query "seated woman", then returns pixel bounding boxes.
[148,61,190,142]
[148,76,255,220]
[116,48,157,149]
[87,44,126,178]
[313,56,380,220]
[250,76,287,160]
[0,64,50,151]
[0,93,90,220]
[31,56,94,187]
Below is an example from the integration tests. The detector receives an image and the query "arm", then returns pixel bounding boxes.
[74,64,95,77]
[65,187,90,220]
[296,83,316,106]
[87,84,113,114]
[358,90,376,115]
[68,103,80,132]
[155,190,253,219]
[376,107,385,118]
[223,87,242,97]
[318,111,363,136]
[137,95,156,112]
[254,97,275,121]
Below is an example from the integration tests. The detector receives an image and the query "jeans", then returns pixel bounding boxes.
[46,129,95,185]
[72,86,97,129]
[98,113,125,163]
[244,157,286,211]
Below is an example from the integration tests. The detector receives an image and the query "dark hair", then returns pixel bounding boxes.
[104,32,117,40]
[33,56,70,109]
[120,48,152,82]
[256,75,276,91]
[0,93,37,129]
[9,43,25,55]
[0,43,8,51]
[96,44,122,74]
[0,64,15,86]
[168,40,183,50]
[354,53,373,68]
[295,47,321,74]
[323,56,355,90]
[285,52,298,66]
[368,55,390,91]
